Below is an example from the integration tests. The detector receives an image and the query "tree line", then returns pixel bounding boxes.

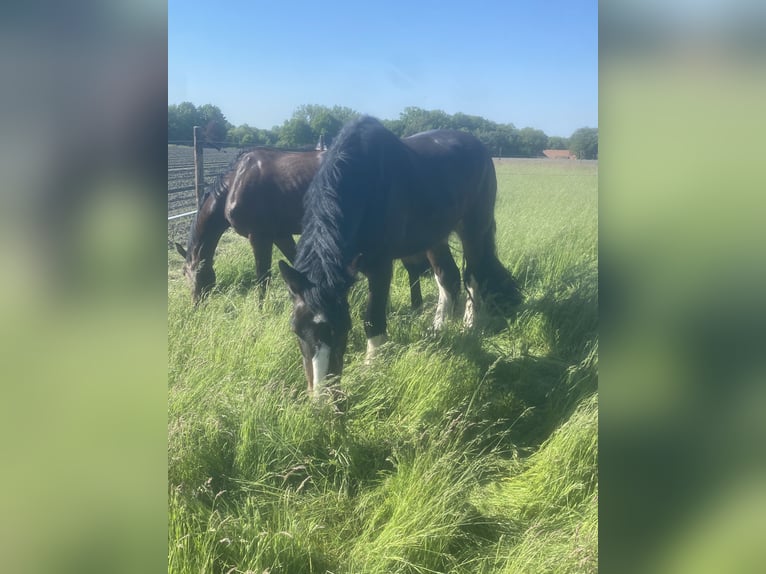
[168,102,598,159]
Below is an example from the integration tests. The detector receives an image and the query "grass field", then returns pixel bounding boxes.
[168,158,598,573]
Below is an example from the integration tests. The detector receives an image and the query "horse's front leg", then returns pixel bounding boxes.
[249,235,273,300]
[363,259,393,363]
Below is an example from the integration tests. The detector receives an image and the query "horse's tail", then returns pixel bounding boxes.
[468,227,523,314]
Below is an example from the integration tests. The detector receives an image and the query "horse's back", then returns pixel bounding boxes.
[300,116,497,261]
[225,148,322,237]
[380,129,495,250]
[402,129,494,184]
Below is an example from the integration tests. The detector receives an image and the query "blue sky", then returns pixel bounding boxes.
[168,1,597,137]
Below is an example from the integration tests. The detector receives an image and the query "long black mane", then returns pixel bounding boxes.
[294,116,396,311]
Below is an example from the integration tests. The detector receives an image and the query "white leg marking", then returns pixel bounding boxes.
[365,334,387,364]
[433,274,454,330]
[311,343,331,398]
[463,277,480,328]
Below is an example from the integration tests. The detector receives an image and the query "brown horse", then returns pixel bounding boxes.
[174,147,436,305]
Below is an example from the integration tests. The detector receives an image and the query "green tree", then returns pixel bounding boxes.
[381,118,404,136]
[168,101,201,143]
[172,103,564,157]
[197,104,232,145]
[547,136,570,150]
[517,127,548,157]
[397,107,452,136]
[227,124,276,147]
[569,127,598,159]
[302,105,344,142]
[168,102,232,145]
[388,108,528,157]
[329,105,358,124]
[496,124,520,157]
[168,104,181,141]
[451,112,493,133]
[277,117,314,148]
[281,105,359,147]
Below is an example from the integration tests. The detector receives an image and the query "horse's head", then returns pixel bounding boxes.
[174,242,215,304]
[279,261,351,397]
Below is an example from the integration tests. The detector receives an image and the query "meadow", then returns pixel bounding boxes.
[168,158,598,573]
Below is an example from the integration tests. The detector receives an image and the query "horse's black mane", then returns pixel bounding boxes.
[294,116,392,314]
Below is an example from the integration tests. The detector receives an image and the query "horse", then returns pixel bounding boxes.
[279,116,522,396]
[174,147,435,307]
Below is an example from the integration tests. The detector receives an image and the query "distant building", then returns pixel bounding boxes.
[543,149,576,160]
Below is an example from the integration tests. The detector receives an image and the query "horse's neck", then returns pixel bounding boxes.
[191,200,229,261]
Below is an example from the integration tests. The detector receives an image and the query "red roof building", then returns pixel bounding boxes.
[543,149,576,160]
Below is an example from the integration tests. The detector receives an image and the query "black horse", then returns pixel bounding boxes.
[279,116,522,396]
[174,147,434,306]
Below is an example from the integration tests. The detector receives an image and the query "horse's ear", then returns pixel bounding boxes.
[174,242,187,259]
[279,261,309,299]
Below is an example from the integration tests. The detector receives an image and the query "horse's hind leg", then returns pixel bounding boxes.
[463,271,481,328]
[274,235,297,263]
[249,235,273,300]
[363,259,393,363]
[401,253,430,310]
[426,242,460,330]
[458,227,488,328]
[459,225,521,327]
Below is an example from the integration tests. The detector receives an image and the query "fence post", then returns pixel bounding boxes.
[193,126,204,209]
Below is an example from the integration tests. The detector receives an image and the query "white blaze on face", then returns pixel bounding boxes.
[311,343,331,396]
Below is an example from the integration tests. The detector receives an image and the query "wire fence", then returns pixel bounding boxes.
[167,143,243,246]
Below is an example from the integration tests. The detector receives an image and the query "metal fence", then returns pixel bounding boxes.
[167,134,244,246]
[167,127,325,247]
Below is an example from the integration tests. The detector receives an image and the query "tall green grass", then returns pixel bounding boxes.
[168,158,597,573]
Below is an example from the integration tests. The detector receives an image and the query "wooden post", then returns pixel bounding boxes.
[193,126,204,209]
